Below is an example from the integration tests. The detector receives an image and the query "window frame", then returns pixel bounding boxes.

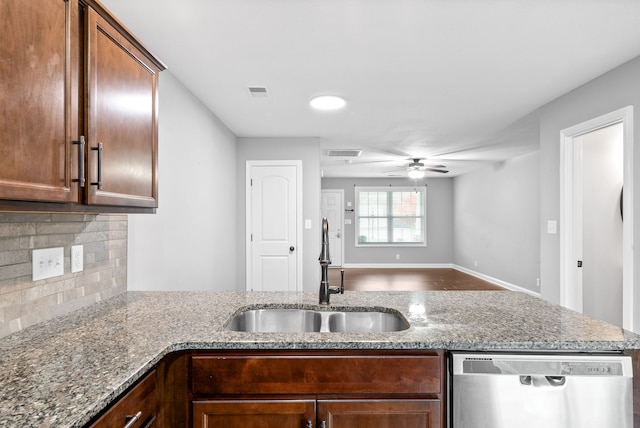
[354,186,427,247]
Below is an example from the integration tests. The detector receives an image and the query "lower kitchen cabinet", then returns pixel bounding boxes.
[189,350,445,428]
[192,400,316,428]
[318,399,441,428]
[88,369,160,428]
[193,398,440,428]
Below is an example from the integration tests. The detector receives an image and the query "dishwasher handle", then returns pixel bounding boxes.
[519,375,566,387]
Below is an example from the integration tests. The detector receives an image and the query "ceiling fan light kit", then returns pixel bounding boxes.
[408,169,425,179]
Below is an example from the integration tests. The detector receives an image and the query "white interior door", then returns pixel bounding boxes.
[321,190,344,267]
[247,161,302,291]
[560,106,634,331]
[581,124,623,327]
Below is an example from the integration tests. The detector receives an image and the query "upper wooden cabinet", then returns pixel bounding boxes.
[85,7,160,208]
[0,0,164,212]
[0,0,80,204]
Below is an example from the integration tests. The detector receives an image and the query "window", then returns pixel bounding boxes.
[355,186,426,246]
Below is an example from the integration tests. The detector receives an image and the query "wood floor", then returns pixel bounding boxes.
[327,267,505,292]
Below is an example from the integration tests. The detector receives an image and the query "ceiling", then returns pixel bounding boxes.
[102,0,640,177]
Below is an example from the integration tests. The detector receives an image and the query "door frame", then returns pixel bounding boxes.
[245,160,303,291]
[321,189,345,267]
[559,106,634,330]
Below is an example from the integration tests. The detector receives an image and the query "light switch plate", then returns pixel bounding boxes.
[32,247,64,281]
[547,220,558,235]
[71,245,83,273]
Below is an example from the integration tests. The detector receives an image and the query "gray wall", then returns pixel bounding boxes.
[538,56,640,332]
[236,138,321,292]
[321,177,454,265]
[128,72,238,291]
[453,151,540,292]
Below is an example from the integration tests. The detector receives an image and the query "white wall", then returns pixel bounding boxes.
[539,55,640,331]
[236,137,321,292]
[128,72,238,291]
[321,177,454,265]
[453,151,540,292]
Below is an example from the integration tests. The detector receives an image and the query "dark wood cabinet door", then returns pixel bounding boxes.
[193,400,316,428]
[0,0,80,203]
[317,400,442,428]
[89,370,159,428]
[85,8,159,208]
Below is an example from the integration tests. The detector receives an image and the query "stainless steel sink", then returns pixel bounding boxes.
[224,308,409,333]
[326,310,408,333]
[224,308,322,333]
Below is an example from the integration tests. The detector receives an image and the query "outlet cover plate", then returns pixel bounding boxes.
[71,245,83,273]
[33,247,64,281]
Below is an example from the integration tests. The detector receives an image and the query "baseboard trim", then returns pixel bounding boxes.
[452,264,541,297]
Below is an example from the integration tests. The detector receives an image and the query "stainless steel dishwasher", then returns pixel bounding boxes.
[450,352,633,428]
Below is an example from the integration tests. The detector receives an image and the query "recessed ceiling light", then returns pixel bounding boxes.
[310,95,346,111]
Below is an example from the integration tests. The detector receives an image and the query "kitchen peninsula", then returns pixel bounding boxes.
[1,290,638,427]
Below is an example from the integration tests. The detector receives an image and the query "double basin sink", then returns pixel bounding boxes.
[225,307,410,333]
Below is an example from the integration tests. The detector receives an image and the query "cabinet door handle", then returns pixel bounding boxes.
[91,142,103,189]
[305,420,313,428]
[73,136,85,187]
[319,421,326,428]
[123,410,142,428]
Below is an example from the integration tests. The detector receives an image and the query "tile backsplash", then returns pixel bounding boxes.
[0,213,127,338]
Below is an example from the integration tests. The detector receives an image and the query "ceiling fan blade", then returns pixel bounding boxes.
[423,167,449,173]
[368,147,414,158]
[349,159,398,165]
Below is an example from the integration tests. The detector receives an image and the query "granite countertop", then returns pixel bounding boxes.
[1,290,639,427]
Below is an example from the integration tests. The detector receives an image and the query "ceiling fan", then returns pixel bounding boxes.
[386,158,449,178]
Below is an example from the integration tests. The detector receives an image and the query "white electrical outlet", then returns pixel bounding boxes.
[71,245,83,273]
[32,247,64,281]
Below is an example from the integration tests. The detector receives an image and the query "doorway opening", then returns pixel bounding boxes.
[559,106,634,330]
[321,189,344,267]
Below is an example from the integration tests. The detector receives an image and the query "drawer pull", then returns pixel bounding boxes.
[123,410,142,428]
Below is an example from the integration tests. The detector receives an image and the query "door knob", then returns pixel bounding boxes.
[289,246,295,252]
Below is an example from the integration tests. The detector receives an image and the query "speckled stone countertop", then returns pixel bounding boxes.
[1,290,639,427]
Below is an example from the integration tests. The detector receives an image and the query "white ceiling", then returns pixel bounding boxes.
[102,0,640,177]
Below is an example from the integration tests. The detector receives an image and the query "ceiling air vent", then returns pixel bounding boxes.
[247,86,270,98]
[326,149,362,157]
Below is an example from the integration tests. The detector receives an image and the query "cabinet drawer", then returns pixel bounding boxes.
[89,370,158,428]
[192,353,442,396]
